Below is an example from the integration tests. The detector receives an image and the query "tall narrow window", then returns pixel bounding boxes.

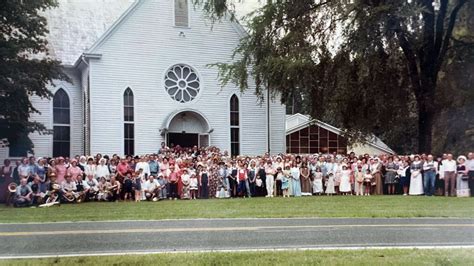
[53,88,70,157]
[175,0,189,27]
[124,88,134,155]
[230,94,240,156]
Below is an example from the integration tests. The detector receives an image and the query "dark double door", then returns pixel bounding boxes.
[167,133,199,148]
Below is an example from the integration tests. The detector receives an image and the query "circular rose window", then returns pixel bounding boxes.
[164,64,200,103]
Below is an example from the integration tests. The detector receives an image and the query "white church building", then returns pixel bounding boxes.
[1,0,287,158]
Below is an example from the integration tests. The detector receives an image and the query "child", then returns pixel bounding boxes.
[123,172,133,201]
[281,167,290,197]
[325,173,335,196]
[189,173,198,200]
[181,169,191,200]
[312,167,324,195]
[133,172,142,202]
[364,169,373,196]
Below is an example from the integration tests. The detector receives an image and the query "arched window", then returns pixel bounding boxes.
[53,88,70,157]
[175,0,189,27]
[124,88,134,155]
[230,94,239,156]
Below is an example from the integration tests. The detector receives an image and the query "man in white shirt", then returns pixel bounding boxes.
[135,157,151,178]
[467,152,474,197]
[442,154,457,196]
[144,175,160,201]
[423,155,438,196]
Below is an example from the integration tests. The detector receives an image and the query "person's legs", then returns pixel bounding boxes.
[449,172,456,196]
[469,171,474,197]
[444,171,451,196]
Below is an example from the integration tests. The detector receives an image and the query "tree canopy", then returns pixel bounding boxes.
[205,0,472,154]
[0,0,66,156]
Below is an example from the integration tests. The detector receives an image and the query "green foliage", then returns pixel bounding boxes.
[202,0,471,154]
[0,0,66,155]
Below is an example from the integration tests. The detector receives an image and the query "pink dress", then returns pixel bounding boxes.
[67,166,83,181]
[55,164,67,184]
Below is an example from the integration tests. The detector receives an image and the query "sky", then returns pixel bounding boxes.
[234,0,264,20]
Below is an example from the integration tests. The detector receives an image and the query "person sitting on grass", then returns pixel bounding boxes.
[144,175,160,201]
[108,175,121,202]
[84,174,99,201]
[14,178,32,207]
[61,175,77,203]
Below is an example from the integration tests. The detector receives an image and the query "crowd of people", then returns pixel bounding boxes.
[1,143,473,207]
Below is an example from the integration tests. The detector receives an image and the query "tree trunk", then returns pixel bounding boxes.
[417,104,434,154]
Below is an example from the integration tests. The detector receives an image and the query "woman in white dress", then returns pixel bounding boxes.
[339,165,352,195]
[95,158,110,180]
[312,167,324,195]
[409,155,424,195]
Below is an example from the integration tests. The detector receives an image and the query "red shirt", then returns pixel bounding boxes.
[238,169,246,181]
[117,163,129,176]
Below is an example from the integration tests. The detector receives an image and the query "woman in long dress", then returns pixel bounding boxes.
[290,162,301,197]
[409,156,424,195]
[384,157,399,195]
[339,165,352,195]
[0,159,14,203]
[300,163,312,196]
[456,156,470,197]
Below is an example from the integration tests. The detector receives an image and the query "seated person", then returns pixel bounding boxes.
[97,177,110,201]
[84,174,99,201]
[107,175,121,202]
[29,176,45,206]
[61,175,77,203]
[14,178,32,207]
[144,175,160,201]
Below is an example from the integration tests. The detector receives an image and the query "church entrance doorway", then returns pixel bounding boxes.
[168,133,198,148]
[164,110,211,148]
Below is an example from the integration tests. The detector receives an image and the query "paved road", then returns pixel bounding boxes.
[0,218,473,258]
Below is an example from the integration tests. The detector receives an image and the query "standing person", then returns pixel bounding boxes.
[442,154,457,197]
[312,167,324,195]
[355,165,364,196]
[228,161,238,197]
[96,158,110,180]
[456,156,470,197]
[290,161,301,197]
[384,157,399,195]
[339,165,352,195]
[423,155,438,196]
[371,158,383,195]
[54,157,67,185]
[237,162,248,197]
[300,163,312,196]
[409,155,424,195]
[36,158,48,193]
[67,159,83,185]
[247,160,257,197]
[265,160,276,197]
[363,170,373,196]
[325,173,336,196]
[149,156,159,177]
[0,159,14,203]
[199,165,209,199]
[168,165,179,200]
[398,159,410,196]
[189,173,199,200]
[466,152,474,197]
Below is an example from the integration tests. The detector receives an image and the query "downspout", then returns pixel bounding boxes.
[267,88,271,154]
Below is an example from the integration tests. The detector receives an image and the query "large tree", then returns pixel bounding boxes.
[0,0,65,156]
[204,0,471,153]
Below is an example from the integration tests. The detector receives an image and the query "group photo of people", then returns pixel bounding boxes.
[1,143,473,208]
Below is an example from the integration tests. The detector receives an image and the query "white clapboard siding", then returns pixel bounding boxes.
[86,0,286,156]
[27,68,83,158]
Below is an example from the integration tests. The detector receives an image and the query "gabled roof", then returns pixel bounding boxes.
[86,0,143,54]
[286,113,395,154]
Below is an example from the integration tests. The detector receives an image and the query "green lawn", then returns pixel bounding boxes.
[0,196,473,223]
[1,249,473,266]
